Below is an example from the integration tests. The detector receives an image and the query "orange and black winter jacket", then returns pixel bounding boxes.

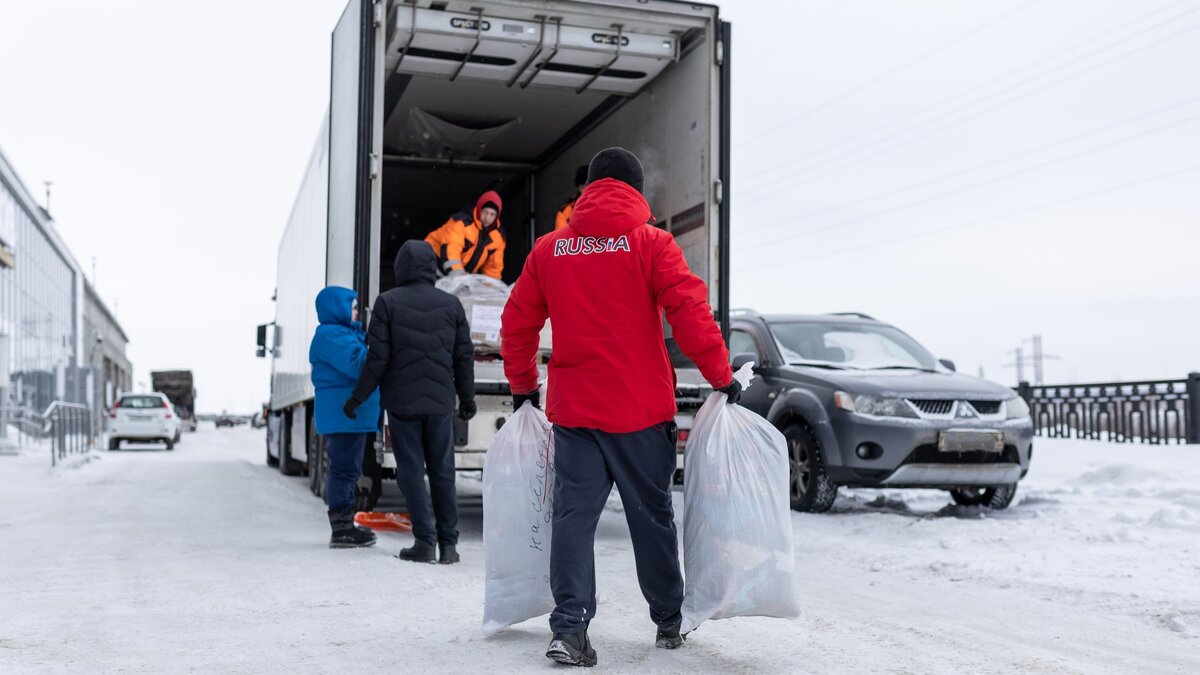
[424,191,506,279]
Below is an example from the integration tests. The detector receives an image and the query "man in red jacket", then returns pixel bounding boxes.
[501,147,740,667]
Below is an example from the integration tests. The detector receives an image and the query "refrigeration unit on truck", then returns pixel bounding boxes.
[258,0,731,509]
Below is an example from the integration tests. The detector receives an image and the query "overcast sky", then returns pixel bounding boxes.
[0,0,1196,412]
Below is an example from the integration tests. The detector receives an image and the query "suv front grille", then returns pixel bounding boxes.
[909,399,954,415]
[969,400,1002,415]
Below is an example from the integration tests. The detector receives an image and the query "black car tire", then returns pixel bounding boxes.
[108,438,120,451]
[950,483,1018,510]
[165,439,174,451]
[308,425,326,500]
[782,421,838,513]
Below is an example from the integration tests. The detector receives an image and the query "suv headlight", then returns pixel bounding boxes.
[834,391,919,418]
[1006,396,1031,420]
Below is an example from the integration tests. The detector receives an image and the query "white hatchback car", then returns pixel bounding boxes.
[108,392,179,450]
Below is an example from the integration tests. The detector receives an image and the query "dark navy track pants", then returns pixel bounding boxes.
[549,423,683,635]
[388,413,458,546]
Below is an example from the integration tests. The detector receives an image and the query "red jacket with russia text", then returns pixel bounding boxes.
[501,178,733,433]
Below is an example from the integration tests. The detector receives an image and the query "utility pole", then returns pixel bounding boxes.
[1004,347,1025,385]
[1023,334,1060,385]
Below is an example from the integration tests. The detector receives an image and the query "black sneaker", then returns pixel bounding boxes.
[546,631,597,667]
[396,539,437,563]
[655,625,684,650]
[330,527,377,548]
[438,543,460,565]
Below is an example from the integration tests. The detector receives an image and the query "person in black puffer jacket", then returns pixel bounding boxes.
[345,240,476,564]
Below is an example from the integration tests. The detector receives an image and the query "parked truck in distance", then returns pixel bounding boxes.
[150,370,197,432]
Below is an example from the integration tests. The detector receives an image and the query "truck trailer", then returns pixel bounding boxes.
[259,0,731,509]
[150,370,197,432]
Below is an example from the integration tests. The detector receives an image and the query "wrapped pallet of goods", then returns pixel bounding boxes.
[437,274,551,354]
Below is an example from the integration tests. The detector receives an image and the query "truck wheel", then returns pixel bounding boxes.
[355,434,382,512]
[783,420,838,513]
[950,484,1018,510]
[319,442,331,504]
[279,416,305,477]
[308,427,326,499]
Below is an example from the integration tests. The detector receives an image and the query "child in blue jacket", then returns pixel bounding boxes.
[309,286,381,548]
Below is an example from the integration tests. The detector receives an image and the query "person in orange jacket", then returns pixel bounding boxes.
[553,166,589,231]
[424,191,506,280]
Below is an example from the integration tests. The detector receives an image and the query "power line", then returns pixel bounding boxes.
[741,0,1199,182]
[741,95,1200,230]
[736,107,1200,252]
[739,1,1200,191]
[735,165,1200,272]
[739,14,1200,202]
[741,0,1043,147]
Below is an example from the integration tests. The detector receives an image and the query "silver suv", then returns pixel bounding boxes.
[725,311,1034,513]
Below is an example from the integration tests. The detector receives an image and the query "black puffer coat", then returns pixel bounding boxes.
[350,241,474,416]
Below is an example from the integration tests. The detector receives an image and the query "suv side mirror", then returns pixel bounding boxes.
[731,352,760,372]
[938,358,957,372]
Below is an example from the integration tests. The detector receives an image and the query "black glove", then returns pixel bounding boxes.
[513,390,540,411]
[342,399,359,419]
[459,399,477,420]
[717,378,742,405]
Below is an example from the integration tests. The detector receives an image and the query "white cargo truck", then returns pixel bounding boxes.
[259,0,731,509]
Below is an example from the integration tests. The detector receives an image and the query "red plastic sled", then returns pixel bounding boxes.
[354,512,412,533]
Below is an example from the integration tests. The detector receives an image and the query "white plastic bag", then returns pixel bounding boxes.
[482,402,556,637]
[680,363,801,634]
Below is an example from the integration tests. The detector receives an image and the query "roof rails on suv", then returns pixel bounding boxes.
[826,312,877,320]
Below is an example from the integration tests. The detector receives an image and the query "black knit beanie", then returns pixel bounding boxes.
[586,147,644,194]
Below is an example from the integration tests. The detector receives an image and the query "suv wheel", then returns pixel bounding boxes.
[949,484,1018,510]
[783,421,837,513]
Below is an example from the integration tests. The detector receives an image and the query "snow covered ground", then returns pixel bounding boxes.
[1,426,1197,673]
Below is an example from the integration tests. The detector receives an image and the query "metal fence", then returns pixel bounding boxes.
[0,402,96,465]
[0,406,47,449]
[45,402,94,466]
[1017,372,1199,445]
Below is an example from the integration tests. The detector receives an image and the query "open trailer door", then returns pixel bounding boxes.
[327,0,383,303]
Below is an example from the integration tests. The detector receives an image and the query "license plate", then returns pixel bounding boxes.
[129,414,152,421]
[938,429,1003,453]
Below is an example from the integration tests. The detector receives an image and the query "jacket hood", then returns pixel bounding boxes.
[568,178,653,238]
[315,286,357,327]
[395,240,438,286]
[474,190,503,229]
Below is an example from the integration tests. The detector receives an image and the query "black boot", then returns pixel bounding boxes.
[397,539,437,563]
[328,511,376,549]
[655,624,685,649]
[546,631,597,667]
[438,542,460,565]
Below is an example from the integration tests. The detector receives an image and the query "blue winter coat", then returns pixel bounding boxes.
[309,286,381,435]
